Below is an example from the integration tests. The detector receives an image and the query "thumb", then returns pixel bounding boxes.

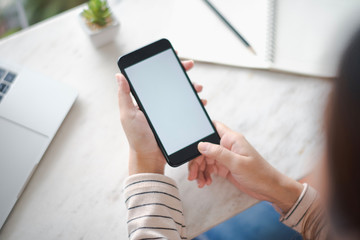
[116,74,135,117]
[198,142,238,170]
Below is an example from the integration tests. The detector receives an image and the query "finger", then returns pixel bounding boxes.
[205,173,212,185]
[213,121,232,138]
[182,60,194,71]
[207,163,215,174]
[218,164,229,178]
[198,142,239,170]
[188,160,199,181]
[204,166,213,185]
[187,161,192,180]
[200,159,206,171]
[116,74,136,117]
[194,154,204,165]
[201,99,207,106]
[192,82,203,92]
[197,171,206,188]
[213,164,218,175]
[203,155,216,165]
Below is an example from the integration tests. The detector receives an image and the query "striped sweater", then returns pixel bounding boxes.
[123,173,323,240]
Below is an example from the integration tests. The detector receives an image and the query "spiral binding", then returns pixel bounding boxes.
[266,0,277,63]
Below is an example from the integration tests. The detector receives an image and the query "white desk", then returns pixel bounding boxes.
[0,0,331,239]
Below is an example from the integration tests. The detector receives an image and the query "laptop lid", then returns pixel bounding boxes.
[0,62,77,228]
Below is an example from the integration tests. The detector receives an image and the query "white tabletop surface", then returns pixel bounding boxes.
[0,0,331,239]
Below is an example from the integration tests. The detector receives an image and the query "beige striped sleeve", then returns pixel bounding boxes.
[276,184,328,240]
[123,173,187,240]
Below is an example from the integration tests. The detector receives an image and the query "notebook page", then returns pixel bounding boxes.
[209,0,271,62]
[165,0,270,69]
[272,0,360,77]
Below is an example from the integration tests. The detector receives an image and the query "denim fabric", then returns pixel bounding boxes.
[193,201,303,240]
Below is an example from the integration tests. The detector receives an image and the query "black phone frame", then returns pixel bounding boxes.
[118,38,220,167]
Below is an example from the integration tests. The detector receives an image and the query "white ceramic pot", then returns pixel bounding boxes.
[79,13,120,48]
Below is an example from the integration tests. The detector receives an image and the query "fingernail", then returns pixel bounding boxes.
[198,142,208,153]
[188,174,193,181]
[189,172,195,180]
[197,180,202,188]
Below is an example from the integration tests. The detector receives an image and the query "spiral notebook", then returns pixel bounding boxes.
[166,0,360,78]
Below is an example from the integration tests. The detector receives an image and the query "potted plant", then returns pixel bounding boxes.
[80,0,120,47]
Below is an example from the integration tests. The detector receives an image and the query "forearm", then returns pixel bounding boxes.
[123,173,187,240]
[128,150,165,175]
[270,174,304,213]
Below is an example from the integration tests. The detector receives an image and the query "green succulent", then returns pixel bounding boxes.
[82,0,111,27]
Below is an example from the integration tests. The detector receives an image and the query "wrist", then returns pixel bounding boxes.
[128,150,165,175]
[271,175,304,214]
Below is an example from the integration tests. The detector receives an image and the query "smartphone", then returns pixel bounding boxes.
[117,39,220,167]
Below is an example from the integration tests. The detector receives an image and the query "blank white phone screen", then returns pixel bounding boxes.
[124,49,215,155]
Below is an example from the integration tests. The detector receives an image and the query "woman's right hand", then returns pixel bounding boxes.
[190,121,304,213]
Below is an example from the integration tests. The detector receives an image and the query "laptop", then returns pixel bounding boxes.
[0,61,77,229]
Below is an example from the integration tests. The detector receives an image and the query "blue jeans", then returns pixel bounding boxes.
[193,201,302,240]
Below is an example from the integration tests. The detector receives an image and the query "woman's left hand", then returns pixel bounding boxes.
[116,60,206,175]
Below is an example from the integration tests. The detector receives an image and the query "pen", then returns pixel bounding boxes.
[203,0,257,55]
